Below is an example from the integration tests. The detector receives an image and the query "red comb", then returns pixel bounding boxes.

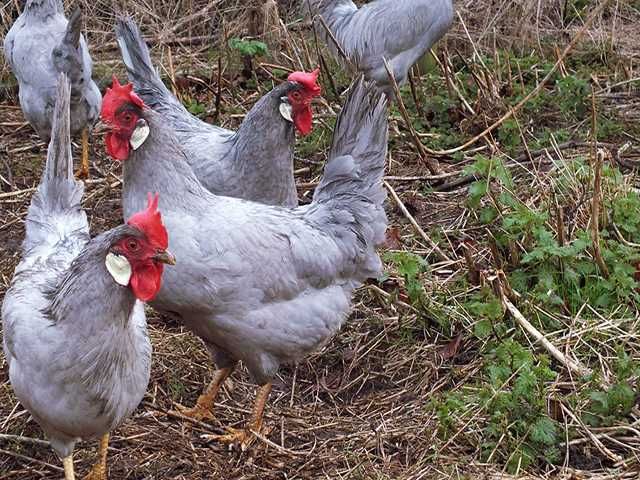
[288,68,321,96]
[101,75,145,122]
[127,193,168,249]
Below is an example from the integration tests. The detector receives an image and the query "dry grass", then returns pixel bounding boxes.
[2,0,640,479]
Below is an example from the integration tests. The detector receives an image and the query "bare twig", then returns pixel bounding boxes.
[384,181,451,262]
[498,285,592,377]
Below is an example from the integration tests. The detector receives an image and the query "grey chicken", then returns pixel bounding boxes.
[3,0,101,178]
[2,75,174,480]
[307,0,454,95]
[100,76,388,448]
[115,16,322,207]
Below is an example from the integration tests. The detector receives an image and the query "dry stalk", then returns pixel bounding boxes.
[590,83,609,278]
[407,68,425,118]
[383,58,441,175]
[498,284,592,378]
[383,180,451,262]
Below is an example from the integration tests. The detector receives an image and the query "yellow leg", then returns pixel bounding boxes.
[82,433,109,480]
[76,127,90,179]
[63,455,75,480]
[175,367,234,421]
[206,382,272,451]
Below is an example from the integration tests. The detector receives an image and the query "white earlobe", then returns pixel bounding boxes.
[106,252,132,286]
[130,122,150,150]
[279,102,293,123]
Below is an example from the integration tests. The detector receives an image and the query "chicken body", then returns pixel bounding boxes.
[3,1,101,141]
[2,76,152,478]
[105,78,387,420]
[116,17,321,208]
[308,0,454,93]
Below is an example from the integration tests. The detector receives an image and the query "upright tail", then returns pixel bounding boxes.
[23,74,87,252]
[115,16,184,114]
[306,76,389,280]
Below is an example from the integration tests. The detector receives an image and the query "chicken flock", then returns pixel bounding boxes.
[2,1,454,478]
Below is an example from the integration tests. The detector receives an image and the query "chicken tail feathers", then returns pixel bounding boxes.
[308,76,388,280]
[115,16,182,113]
[24,74,87,252]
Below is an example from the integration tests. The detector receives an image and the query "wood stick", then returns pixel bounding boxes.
[500,293,592,378]
[383,181,451,262]
[0,434,50,447]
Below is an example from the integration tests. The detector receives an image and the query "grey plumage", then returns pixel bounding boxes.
[307,0,454,94]
[115,16,299,207]
[2,75,151,460]
[121,76,387,385]
[3,1,101,140]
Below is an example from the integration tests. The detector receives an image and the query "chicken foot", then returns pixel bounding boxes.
[175,366,234,421]
[82,433,109,480]
[76,127,90,179]
[205,382,272,451]
[63,455,75,480]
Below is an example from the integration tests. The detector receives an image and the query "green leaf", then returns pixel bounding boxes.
[228,38,268,57]
[530,416,557,446]
[474,319,493,339]
[468,180,488,208]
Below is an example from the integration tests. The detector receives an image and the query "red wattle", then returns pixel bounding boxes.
[105,132,131,161]
[130,264,164,302]
[293,106,313,136]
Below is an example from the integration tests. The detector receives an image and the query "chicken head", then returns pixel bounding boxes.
[101,76,147,160]
[107,193,175,302]
[282,68,322,135]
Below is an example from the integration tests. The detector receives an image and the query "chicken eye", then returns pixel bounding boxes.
[291,91,302,101]
[123,113,133,122]
[126,239,140,251]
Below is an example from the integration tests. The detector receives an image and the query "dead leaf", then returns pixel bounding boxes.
[438,333,462,360]
[383,227,403,249]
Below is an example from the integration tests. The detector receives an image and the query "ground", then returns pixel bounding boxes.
[1,1,640,479]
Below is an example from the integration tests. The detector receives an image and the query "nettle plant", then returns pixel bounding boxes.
[465,154,640,317]
[434,153,640,473]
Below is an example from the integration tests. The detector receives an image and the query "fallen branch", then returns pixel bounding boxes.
[0,434,49,447]
[499,289,592,378]
[383,181,451,262]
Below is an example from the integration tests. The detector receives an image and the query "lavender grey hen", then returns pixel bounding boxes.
[307,0,454,95]
[115,16,322,207]
[2,75,174,480]
[101,76,388,449]
[3,1,101,178]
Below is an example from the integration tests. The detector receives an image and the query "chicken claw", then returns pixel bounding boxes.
[173,402,216,422]
[205,427,257,451]
[82,462,106,480]
[203,383,272,451]
[82,433,109,480]
[171,366,234,422]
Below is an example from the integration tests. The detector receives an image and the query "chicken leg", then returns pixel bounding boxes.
[82,433,109,480]
[63,455,75,480]
[206,382,272,451]
[76,127,90,179]
[175,366,234,421]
